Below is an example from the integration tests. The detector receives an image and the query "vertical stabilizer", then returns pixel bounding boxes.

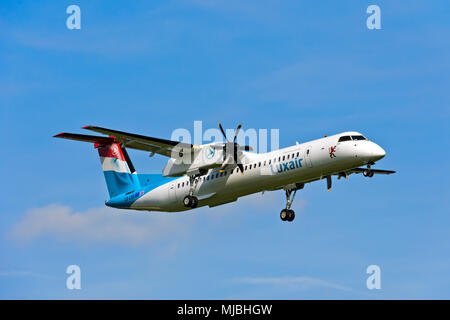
[95,142,140,198]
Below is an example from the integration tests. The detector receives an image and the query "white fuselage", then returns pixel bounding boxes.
[130,131,386,212]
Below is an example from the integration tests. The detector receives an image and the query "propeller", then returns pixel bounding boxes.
[216,122,253,174]
[326,175,332,191]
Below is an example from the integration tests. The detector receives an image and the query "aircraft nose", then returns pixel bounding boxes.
[358,142,386,161]
[369,143,386,161]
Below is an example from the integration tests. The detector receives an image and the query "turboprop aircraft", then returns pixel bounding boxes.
[54,124,395,222]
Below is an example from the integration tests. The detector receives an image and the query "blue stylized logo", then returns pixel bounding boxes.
[205,145,215,160]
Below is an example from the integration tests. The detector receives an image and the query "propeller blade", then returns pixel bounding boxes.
[233,123,243,143]
[218,122,228,142]
[237,163,245,174]
[211,144,225,150]
[326,175,332,191]
[219,154,237,172]
[238,145,254,151]
[226,154,235,164]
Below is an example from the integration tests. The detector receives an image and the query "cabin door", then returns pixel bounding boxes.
[304,146,313,167]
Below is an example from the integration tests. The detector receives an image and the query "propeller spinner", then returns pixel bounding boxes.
[216,122,253,174]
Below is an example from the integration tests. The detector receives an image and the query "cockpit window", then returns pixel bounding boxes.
[351,135,366,141]
[338,136,352,142]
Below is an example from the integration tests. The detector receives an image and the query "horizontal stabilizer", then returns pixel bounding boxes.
[53,132,115,144]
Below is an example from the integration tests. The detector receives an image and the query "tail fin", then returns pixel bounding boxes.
[54,133,140,198]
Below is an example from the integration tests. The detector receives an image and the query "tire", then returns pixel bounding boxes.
[368,171,374,178]
[183,195,192,207]
[363,169,370,177]
[280,209,288,221]
[190,196,198,208]
[287,210,295,222]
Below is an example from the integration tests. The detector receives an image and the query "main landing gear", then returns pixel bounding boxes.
[280,208,295,222]
[183,174,200,208]
[183,195,198,208]
[280,185,302,222]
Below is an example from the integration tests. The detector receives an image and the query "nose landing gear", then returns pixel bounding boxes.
[363,169,374,177]
[363,163,375,178]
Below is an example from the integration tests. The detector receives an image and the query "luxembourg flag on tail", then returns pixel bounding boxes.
[53,132,140,199]
[95,142,140,198]
[96,142,130,174]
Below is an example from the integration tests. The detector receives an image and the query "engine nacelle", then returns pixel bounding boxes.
[162,144,224,177]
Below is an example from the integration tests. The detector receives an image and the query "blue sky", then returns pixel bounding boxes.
[1,0,449,299]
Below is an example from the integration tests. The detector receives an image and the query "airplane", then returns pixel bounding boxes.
[53,124,395,222]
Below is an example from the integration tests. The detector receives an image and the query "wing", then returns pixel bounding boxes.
[82,126,197,157]
[348,168,396,175]
[334,167,396,179]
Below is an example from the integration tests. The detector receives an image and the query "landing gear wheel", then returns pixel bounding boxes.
[280,209,288,221]
[368,171,374,178]
[183,195,198,208]
[363,169,370,177]
[280,187,299,222]
[183,195,192,208]
[190,196,198,208]
[286,210,295,222]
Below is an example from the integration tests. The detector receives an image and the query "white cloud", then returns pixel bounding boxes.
[8,204,197,247]
[8,192,308,247]
[234,276,352,292]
